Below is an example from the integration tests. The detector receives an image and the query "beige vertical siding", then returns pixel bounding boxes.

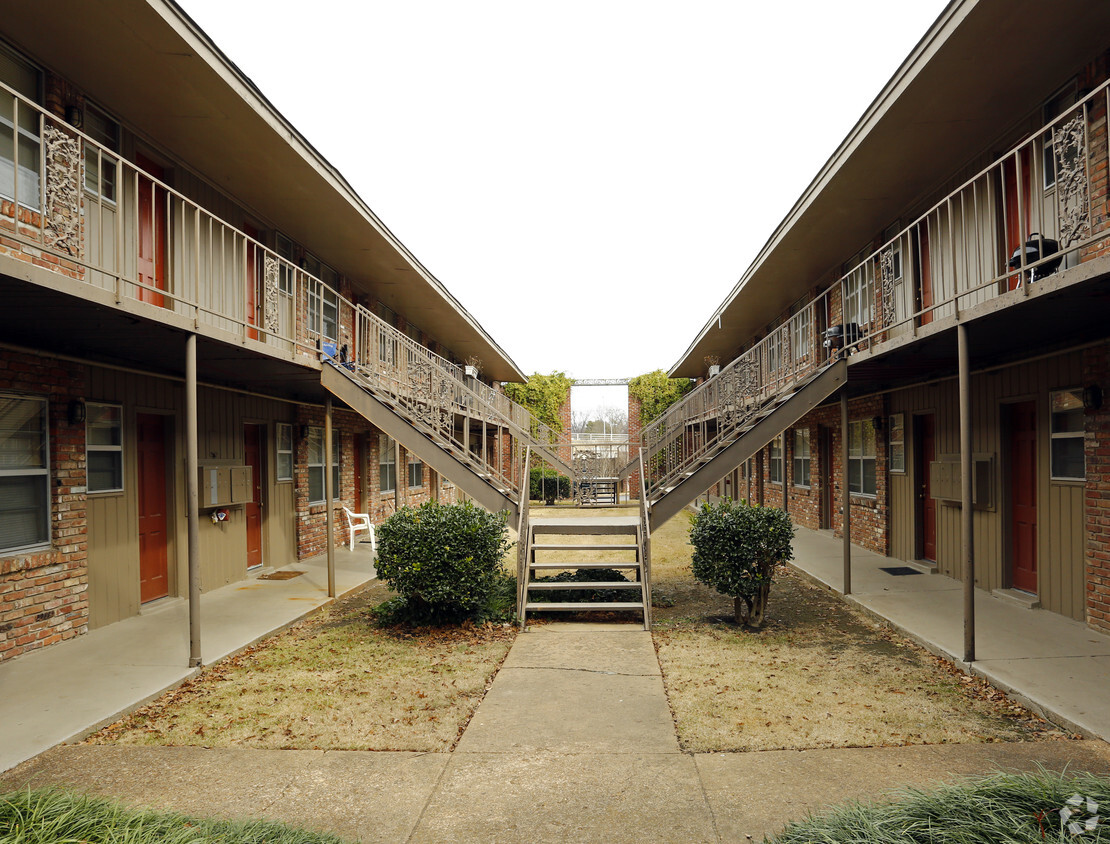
[888,349,1085,619]
[86,366,297,628]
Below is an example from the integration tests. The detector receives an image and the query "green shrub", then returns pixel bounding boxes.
[689,498,793,628]
[770,769,1110,843]
[375,500,511,624]
[529,467,571,503]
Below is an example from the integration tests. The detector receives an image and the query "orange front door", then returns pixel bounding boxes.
[1002,148,1033,291]
[244,423,263,569]
[1010,401,1038,593]
[244,224,260,340]
[136,154,167,307]
[138,413,169,602]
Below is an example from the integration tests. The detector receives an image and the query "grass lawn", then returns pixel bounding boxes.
[88,581,514,752]
[647,509,1073,752]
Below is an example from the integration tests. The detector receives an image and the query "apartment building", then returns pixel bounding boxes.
[0,1,536,661]
[653,0,1110,635]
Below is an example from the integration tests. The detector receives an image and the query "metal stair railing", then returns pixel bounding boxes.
[515,447,532,624]
[641,289,833,502]
[638,450,653,630]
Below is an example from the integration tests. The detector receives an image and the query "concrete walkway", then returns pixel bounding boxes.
[0,548,376,773]
[789,525,1110,741]
[3,622,1110,842]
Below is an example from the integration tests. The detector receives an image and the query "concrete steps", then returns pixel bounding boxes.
[519,514,650,630]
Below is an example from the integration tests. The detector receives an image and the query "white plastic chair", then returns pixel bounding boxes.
[343,507,376,554]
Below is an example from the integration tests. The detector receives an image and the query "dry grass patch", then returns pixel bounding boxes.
[88,582,514,752]
[647,510,1072,752]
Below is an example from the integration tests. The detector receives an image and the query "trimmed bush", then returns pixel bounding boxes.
[689,499,794,628]
[529,467,571,504]
[375,500,511,623]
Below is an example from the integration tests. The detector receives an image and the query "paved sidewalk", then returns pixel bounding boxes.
[789,525,1110,741]
[3,622,1109,842]
[0,548,375,773]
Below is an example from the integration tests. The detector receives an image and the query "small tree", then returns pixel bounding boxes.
[689,499,794,628]
[375,500,511,623]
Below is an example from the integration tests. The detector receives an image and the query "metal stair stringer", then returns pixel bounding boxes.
[649,358,847,530]
[322,364,518,519]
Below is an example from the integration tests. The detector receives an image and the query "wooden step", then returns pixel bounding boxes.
[529,561,641,570]
[527,581,641,590]
[532,543,639,552]
[525,602,644,612]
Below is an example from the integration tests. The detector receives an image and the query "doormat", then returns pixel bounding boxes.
[879,566,923,577]
[257,570,305,581]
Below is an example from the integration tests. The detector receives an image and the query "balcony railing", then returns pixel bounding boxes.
[644,77,1110,500]
[0,82,565,478]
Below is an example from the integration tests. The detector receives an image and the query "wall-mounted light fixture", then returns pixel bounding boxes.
[872,415,884,433]
[65,105,83,129]
[1084,385,1103,411]
[67,399,86,425]
[299,424,309,440]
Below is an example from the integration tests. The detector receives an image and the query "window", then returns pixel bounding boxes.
[848,419,877,496]
[766,331,784,375]
[793,429,811,488]
[769,434,783,484]
[276,423,293,482]
[843,249,874,328]
[0,44,42,211]
[86,403,122,492]
[304,255,339,343]
[0,395,49,552]
[307,427,339,503]
[83,103,118,203]
[888,414,905,473]
[1050,389,1084,481]
[379,434,396,493]
[407,451,423,488]
[790,302,812,365]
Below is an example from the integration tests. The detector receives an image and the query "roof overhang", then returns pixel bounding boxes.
[1,0,524,382]
[670,0,1110,377]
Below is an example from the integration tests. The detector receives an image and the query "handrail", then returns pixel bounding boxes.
[638,450,652,629]
[644,77,1110,502]
[515,447,532,624]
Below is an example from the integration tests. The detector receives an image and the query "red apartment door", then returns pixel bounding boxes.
[244,224,260,340]
[244,424,264,569]
[137,413,169,602]
[917,226,933,325]
[1010,401,1038,593]
[1003,148,1033,291]
[916,414,937,562]
[136,154,167,307]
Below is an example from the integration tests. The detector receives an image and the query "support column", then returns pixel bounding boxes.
[959,323,975,663]
[324,398,336,598]
[186,334,201,667]
[394,438,402,513]
[841,389,851,596]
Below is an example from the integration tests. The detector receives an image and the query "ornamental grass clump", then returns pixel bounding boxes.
[689,498,793,628]
[375,500,511,624]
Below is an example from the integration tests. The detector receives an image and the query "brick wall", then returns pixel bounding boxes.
[1084,341,1110,634]
[0,350,88,662]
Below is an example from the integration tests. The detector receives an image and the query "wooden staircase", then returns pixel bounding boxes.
[519,516,651,630]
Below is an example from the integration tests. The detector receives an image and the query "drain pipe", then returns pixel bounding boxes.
[186,333,201,667]
[841,388,851,596]
[324,397,336,598]
[959,323,975,663]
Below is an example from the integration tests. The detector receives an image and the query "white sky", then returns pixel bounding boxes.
[179,0,949,415]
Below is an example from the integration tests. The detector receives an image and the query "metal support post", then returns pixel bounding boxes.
[841,389,851,596]
[324,398,336,598]
[959,323,975,663]
[186,334,201,667]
